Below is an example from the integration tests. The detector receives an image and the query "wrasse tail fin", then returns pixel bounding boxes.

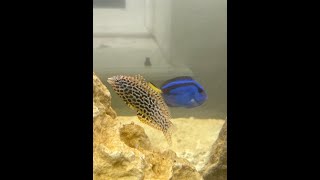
[164,121,177,146]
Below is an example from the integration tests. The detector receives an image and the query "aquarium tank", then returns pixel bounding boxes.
[93,0,227,179]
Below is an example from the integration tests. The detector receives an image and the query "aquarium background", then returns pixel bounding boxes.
[93,0,226,119]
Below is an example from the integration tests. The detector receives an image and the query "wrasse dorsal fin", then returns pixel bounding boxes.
[135,74,146,82]
[148,82,162,94]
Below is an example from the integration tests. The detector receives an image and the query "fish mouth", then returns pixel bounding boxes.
[107,77,115,85]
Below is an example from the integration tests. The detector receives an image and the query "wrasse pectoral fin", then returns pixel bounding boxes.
[124,101,135,110]
[136,112,162,131]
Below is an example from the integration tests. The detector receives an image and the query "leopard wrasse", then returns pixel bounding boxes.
[107,75,176,145]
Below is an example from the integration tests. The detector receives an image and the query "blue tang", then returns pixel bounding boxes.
[158,76,208,108]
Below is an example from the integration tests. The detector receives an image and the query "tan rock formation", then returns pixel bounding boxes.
[200,120,227,180]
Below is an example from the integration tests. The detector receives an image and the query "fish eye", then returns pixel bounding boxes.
[198,88,204,93]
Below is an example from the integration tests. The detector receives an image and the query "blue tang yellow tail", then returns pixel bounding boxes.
[160,76,208,108]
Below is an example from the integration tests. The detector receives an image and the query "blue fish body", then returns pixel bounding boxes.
[160,76,208,108]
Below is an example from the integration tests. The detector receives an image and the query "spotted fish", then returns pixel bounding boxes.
[107,75,176,145]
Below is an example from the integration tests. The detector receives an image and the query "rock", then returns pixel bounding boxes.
[116,116,225,172]
[93,72,203,180]
[93,72,117,120]
[170,156,203,180]
[94,72,145,179]
[119,122,152,151]
[200,120,227,180]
